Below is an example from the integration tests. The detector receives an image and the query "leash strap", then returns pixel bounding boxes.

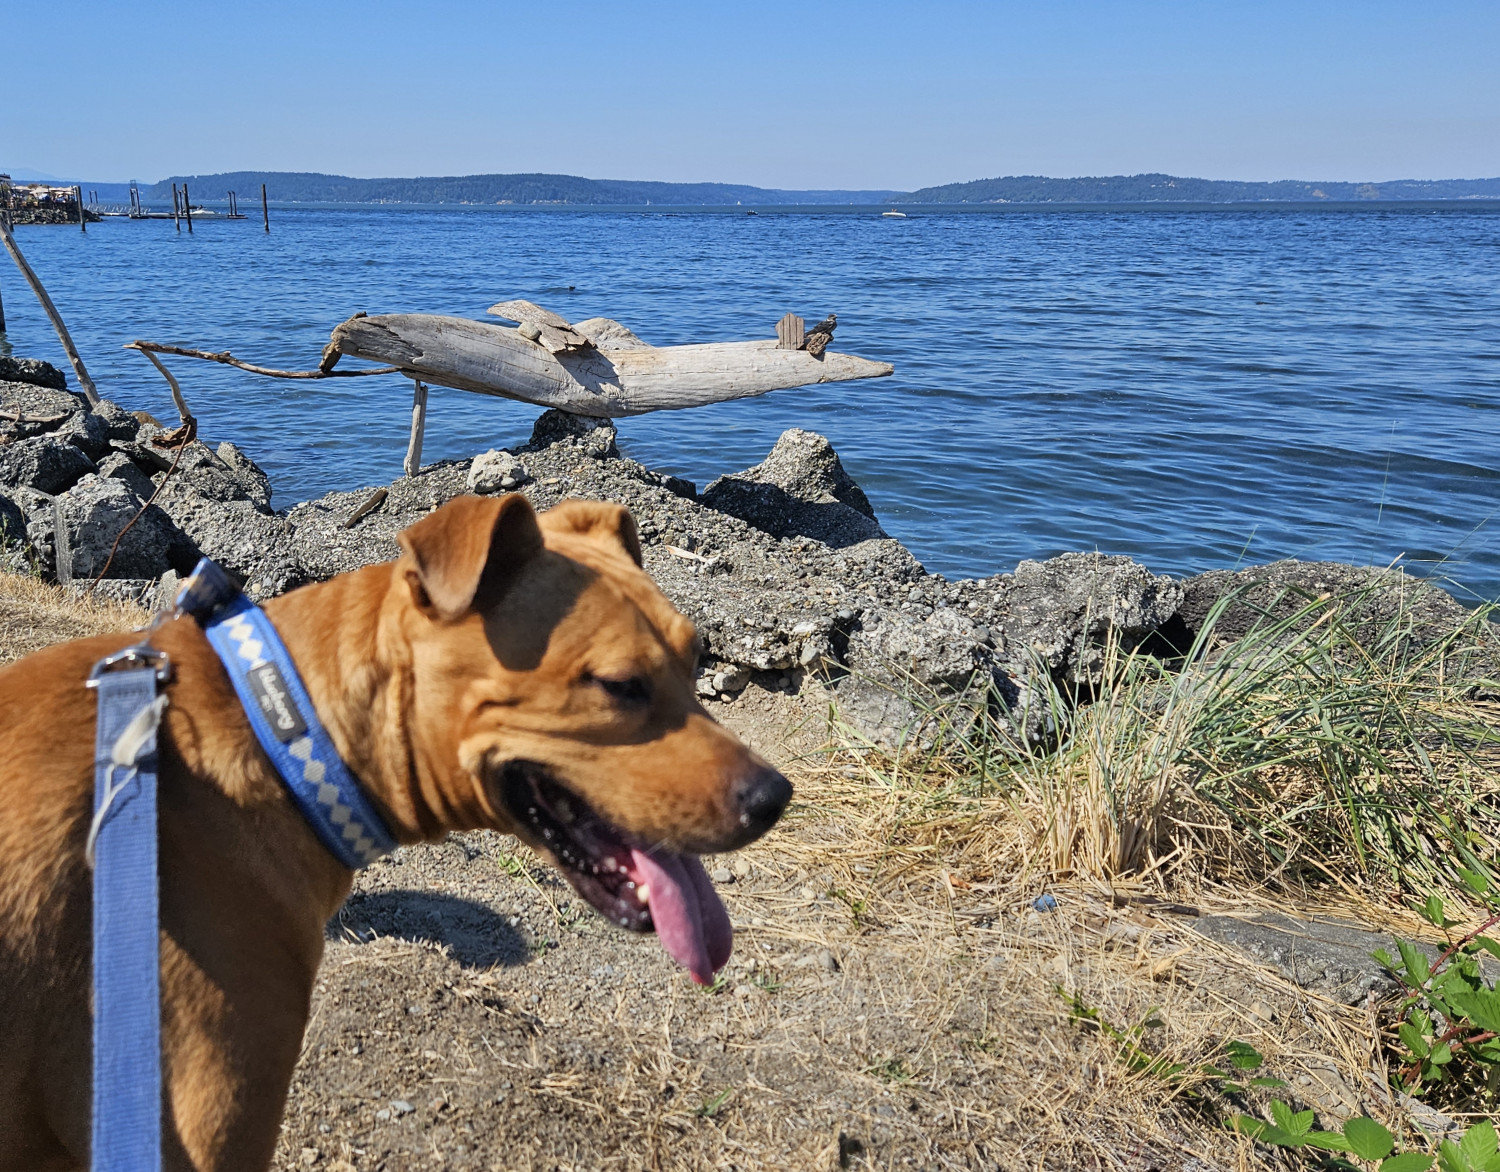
[90,663,166,1172]
[182,560,395,869]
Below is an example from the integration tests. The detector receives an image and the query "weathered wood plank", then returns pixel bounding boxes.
[325,313,893,418]
[404,379,429,476]
[775,313,804,350]
[488,299,590,352]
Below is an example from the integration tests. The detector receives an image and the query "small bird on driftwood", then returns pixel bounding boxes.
[803,313,836,357]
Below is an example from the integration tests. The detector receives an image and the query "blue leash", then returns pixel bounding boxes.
[87,646,171,1172]
[86,558,395,1169]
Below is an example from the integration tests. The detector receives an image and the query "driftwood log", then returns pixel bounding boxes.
[320,310,893,418]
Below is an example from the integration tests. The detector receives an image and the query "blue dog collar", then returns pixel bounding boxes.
[176,559,396,869]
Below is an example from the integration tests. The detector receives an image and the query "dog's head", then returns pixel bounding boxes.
[391,493,790,983]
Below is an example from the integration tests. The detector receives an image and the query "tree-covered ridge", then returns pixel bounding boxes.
[146,171,900,206]
[147,170,1500,206]
[903,172,1500,203]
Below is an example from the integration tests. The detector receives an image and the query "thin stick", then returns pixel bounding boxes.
[261,183,269,233]
[125,340,401,380]
[135,348,195,426]
[0,216,101,405]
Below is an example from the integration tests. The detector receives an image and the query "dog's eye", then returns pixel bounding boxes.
[591,674,652,707]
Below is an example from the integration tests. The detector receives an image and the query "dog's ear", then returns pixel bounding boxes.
[398,494,544,620]
[540,499,643,567]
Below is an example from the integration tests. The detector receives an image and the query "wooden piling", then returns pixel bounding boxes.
[404,379,429,477]
[0,216,101,405]
[261,183,269,233]
[172,184,181,232]
[75,186,86,233]
[183,183,193,233]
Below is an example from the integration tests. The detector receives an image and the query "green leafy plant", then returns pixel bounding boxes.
[826,886,870,928]
[865,1057,914,1084]
[1375,869,1500,1111]
[1233,1110,1500,1172]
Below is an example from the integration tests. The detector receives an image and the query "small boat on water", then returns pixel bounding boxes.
[881,208,907,218]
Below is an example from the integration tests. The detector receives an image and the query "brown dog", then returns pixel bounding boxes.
[0,494,790,1171]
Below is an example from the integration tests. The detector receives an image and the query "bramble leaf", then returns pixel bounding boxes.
[1225,1040,1264,1071]
[1305,1130,1349,1151]
[1400,1021,1432,1058]
[1457,866,1491,896]
[1270,1100,1314,1137]
[1398,940,1432,986]
[1422,895,1447,928]
[1459,1121,1499,1171]
[1380,1154,1435,1172]
[1438,1137,1471,1172]
[1344,1117,1396,1161]
[1441,982,1500,1033]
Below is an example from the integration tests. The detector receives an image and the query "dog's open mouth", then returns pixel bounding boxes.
[497,761,732,984]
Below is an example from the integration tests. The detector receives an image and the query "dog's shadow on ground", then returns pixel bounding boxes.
[328,891,530,969]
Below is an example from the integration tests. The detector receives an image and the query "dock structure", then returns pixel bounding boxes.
[0,176,100,226]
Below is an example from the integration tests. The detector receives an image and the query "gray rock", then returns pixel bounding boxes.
[712,665,750,693]
[0,436,97,495]
[837,604,998,743]
[525,410,618,459]
[0,380,89,430]
[66,578,157,607]
[55,475,176,580]
[92,399,141,444]
[11,486,58,576]
[1177,560,1481,649]
[54,408,111,460]
[1190,912,1495,1005]
[466,450,531,494]
[992,553,1184,683]
[702,428,884,548]
[0,357,68,391]
[153,483,302,598]
[288,463,473,581]
[216,442,273,509]
[97,452,159,500]
[0,490,24,551]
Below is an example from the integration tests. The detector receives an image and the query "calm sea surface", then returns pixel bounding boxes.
[2,203,1497,600]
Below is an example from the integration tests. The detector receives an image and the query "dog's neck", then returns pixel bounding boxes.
[262,564,467,846]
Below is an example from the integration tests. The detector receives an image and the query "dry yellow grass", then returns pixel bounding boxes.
[0,571,149,665]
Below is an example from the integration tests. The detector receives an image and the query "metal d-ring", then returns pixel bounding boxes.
[86,644,173,689]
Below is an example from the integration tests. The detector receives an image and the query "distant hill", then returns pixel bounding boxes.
[902,172,1500,203]
[145,169,1500,206]
[146,171,901,206]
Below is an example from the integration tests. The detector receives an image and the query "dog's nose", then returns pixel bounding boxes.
[736,768,792,837]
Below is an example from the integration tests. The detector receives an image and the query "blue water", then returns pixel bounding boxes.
[2,203,1497,600]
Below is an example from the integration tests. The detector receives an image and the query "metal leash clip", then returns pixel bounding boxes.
[86,643,173,689]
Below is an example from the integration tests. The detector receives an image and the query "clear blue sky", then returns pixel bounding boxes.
[6,1,1497,189]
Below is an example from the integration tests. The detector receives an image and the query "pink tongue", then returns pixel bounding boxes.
[629,848,733,984]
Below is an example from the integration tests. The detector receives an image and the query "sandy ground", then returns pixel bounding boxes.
[0,576,1391,1171]
[269,690,1377,1172]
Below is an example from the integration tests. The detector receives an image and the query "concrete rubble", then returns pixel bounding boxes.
[0,357,1484,750]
